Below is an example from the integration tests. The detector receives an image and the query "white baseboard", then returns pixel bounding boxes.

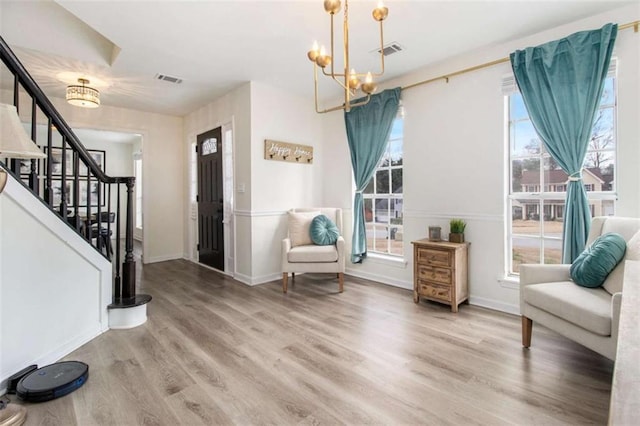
[346,268,520,316]
[345,268,413,290]
[469,295,520,315]
[144,253,183,264]
[0,327,104,394]
[233,272,281,286]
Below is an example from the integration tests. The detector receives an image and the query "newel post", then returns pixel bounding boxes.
[122,179,136,299]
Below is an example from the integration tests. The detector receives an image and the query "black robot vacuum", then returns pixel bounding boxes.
[16,361,89,402]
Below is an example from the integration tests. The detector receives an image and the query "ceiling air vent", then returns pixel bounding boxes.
[155,73,183,84]
[372,42,404,57]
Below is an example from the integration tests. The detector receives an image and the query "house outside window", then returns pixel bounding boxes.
[363,115,403,257]
[507,69,617,274]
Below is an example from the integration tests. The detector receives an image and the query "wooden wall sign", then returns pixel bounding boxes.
[264,140,313,164]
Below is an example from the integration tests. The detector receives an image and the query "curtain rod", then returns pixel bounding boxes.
[403,19,639,91]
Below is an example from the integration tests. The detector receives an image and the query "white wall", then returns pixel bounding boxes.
[0,174,111,391]
[183,83,252,278]
[183,82,324,284]
[321,5,640,314]
[0,89,185,264]
[248,82,324,282]
[48,99,184,264]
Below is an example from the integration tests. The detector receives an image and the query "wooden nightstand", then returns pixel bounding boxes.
[411,239,470,312]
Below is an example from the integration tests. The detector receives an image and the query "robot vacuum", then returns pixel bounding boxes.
[16,361,89,402]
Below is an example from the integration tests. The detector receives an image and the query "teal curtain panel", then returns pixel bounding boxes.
[510,23,617,263]
[344,88,401,263]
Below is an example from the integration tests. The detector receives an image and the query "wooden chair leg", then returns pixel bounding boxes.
[338,272,344,293]
[282,273,288,293]
[522,315,532,348]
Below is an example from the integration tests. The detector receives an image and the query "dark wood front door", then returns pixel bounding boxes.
[197,127,224,271]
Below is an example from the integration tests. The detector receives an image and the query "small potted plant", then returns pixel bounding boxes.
[449,218,466,243]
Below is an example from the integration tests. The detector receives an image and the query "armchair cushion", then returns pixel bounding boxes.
[310,214,340,246]
[288,244,339,263]
[570,233,626,288]
[288,211,320,247]
[523,282,612,336]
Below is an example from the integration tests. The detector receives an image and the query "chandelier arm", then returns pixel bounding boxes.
[313,62,322,114]
[329,12,337,79]
[370,20,386,77]
[321,69,348,78]
[343,0,350,111]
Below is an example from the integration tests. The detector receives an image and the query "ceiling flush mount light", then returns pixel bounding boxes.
[66,78,100,108]
[308,0,388,113]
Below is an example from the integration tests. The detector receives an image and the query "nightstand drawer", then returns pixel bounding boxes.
[417,248,452,267]
[417,265,451,285]
[418,282,451,302]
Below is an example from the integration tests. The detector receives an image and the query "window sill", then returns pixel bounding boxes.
[499,275,520,289]
[367,253,408,268]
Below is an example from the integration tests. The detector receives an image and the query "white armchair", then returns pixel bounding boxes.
[282,208,345,293]
[520,216,640,360]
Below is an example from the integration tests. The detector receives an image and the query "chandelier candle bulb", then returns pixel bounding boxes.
[361,72,377,94]
[308,41,320,61]
[324,0,341,14]
[348,69,360,89]
[316,45,332,68]
[372,1,389,21]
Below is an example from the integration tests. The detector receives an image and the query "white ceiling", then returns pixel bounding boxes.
[0,0,634,117]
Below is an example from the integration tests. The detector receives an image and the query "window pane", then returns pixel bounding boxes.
[512,237,540,273]
[517,157,541,192]
[374,198,389,225]
[364,178,374,194]
[376,170,389,194]
[589,107,615,151]
[391,169,402,193]
[366,223,375,252]
[542,200,564,236]
[542,156,563,192]
[379,151,390,167]
[511,120,540,157]
[512,200,540,235]
[374,229,388,252]
[600,77,615,105]
[389,139,403,166]
[543,239,562,265]
[509,93,529,121]
[364,198,373,222]
[389,117,403,139]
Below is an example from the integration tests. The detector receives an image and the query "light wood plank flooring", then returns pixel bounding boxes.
[15,259,613,425]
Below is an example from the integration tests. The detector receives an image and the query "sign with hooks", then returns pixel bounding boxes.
[264,140,313,164]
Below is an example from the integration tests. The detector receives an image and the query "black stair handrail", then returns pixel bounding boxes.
[0,35,147,308]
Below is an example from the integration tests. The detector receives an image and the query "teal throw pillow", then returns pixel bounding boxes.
[310,214,339,246]
[570,232,626,288]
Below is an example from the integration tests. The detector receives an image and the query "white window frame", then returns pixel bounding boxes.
[363,112,404,258]
[505,60,617,275]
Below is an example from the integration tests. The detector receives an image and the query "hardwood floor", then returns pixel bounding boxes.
[16,260,613,425]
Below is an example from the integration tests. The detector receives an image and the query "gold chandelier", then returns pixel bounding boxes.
[307,0,388,113]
